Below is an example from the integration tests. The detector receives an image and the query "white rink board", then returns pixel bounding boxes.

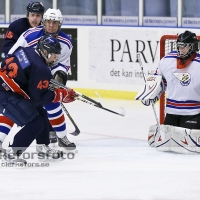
[66,26,200,93]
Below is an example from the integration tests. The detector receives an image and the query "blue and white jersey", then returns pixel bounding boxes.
[8,25,73,75]
[155,51,200,116]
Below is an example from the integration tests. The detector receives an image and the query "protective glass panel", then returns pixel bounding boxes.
[102,0,139,16]
[144,0,178,17]
[0,0,5,14]
[10,0,52,15]
[182,0,200,17]
[58,0,97,15]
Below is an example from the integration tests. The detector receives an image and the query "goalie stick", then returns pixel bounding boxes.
[136,53,165,139]
[50,79,125,117]
[60,103,80,136]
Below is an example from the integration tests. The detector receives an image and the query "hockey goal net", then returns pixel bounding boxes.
[159,35,200,124]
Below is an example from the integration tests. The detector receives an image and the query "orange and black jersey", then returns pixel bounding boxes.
[2,18,31,55]
[0,46,54,106]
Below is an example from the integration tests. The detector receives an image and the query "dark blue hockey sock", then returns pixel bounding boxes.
[35,105,50,146]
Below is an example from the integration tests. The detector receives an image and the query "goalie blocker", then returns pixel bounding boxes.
[148,124,200,154]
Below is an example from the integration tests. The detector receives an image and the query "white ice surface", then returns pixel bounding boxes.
[1,99,200,200]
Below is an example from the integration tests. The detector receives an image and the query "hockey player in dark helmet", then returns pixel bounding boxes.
[26,1,45,27]
[0,35,76,165]
[177,30,199,61]
[1,1,45,56]
[36,35,61,66]
[3,8,76,152]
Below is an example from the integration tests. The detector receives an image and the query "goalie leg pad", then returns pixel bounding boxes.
[170,127,200,154]
[191,129,200,153]
[148,125,200,154]
[154,125,171,151]
[148,125,157,147]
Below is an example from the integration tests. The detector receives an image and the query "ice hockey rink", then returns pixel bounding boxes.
[1,98,200,200]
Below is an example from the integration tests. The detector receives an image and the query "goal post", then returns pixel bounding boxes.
[159,35,178,124]
[159,34,200,124]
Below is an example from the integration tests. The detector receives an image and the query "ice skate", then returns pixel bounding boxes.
[58,136,76,151]
[36,144,64,161]
[1,148,27,168]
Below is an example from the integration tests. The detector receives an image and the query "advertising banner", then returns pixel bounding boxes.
[63,15,96,25]
[102,16,138,26]
[182,18,200,27]
[143,17,177,27]
[89,27,183,85]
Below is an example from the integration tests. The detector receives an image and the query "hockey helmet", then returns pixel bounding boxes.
[43,8,63,36]
[177,30,199,60]
[43,8,63,24]
[36,35,61,65]
[27,2,45,15]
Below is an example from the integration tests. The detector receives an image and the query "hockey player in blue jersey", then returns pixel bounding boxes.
[0,35,77,164]
[0,8,76,151]
[1,1,44,56]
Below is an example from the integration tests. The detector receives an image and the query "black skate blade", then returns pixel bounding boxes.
[69,129,80,136]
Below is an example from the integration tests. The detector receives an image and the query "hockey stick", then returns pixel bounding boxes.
[76,96,125,116]
[60,103,80,136]
[136,53,165,139]
[50,79,125,117]
[50,79,102,107]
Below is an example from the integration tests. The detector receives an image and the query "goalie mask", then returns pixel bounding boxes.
[176,30,199,60]
[36,35,61,66]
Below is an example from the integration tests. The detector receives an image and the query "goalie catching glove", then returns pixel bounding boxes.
[135,75,165,106]
[53,88,78,103]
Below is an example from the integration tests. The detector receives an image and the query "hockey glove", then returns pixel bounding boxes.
[53,70,68,85]
[135,75,165,106]
[53,88,78,103]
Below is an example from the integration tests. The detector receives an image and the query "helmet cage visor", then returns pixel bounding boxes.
[177,42,195,59]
